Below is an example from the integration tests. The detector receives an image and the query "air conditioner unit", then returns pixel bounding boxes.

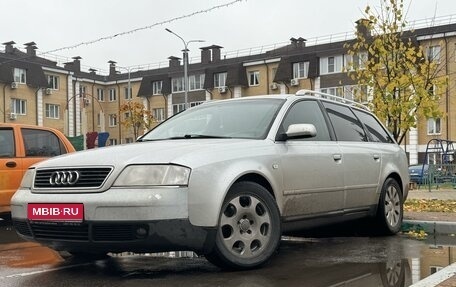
[9,113,17,120]
[270,83,278,90]
[11,82,18,89]
[84,98,91,105]
[218,86,227,93]
[45,88,52,95]
[290,79,299,86]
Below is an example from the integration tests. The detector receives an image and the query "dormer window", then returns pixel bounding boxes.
[14,68,26,84]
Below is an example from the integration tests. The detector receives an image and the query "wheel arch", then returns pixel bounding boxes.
[234,173,275,199]
[386,172,404,200]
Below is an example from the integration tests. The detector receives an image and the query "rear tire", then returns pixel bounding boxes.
[375,178,403,235]
[205,182,281,270]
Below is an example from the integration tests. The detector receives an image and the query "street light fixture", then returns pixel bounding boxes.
[165,28,205,110]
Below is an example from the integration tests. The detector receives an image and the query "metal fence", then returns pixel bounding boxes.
[417,163,456,191]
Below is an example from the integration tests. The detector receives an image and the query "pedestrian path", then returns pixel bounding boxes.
[407,188,456,200]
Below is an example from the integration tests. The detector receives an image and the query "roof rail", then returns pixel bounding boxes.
[295,89,370,111]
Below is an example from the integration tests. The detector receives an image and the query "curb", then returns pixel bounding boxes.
[409,262,456,287]
[402,220,456,235]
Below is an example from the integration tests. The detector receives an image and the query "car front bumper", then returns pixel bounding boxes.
[11,187,216,254]
[12,218,216,254]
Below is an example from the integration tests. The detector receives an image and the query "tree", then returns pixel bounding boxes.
[119,101,154,140]
[345,0,447,144]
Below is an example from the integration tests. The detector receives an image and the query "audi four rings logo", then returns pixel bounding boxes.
[49,171,80,186]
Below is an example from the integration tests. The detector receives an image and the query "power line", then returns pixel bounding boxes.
[0,0,245,67]
[44,0,244,55]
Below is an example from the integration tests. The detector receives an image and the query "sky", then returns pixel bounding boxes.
[2,0,455,74]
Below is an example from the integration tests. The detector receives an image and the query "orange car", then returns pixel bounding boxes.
[0,124,75,218]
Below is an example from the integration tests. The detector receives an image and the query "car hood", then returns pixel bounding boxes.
[33,139,272,169]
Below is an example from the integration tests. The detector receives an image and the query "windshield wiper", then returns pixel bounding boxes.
[180,134,232,139]
[143,134,232,141]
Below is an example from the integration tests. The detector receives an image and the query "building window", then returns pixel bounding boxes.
[109,114,117,127]
[190,101,204,108]
[124,112,130,120]
[11,98,26,115]
[79,85,86,97]
[214,72,227,87]
[344,85,369,102]
[109,88,117,102]
[47,75,59,90]
[45,104,60,119]
[320,55,343,74]
[153,108,165,122]
[13,68,26,84]
[152,81,162,95]
[97,88,104,102]
[430,266,443,275]
[427,45,441,63]
[428,84,437,96]
[248,71,259,86]
[125,137,134,144]
[172,101,203,114]
[124,86,132,99]
[172,77,185,93]
[328,57,336,73]
[189,74,205,91]
[293,62,309,79]
[345,52,368,70]
[97,113,101,126]
[173,103,186,114]
[427,118,441,135]
[109,138,117,146]
[320,87,344,97]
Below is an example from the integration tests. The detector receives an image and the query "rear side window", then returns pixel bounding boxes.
[280,100,331,141]
[353,110,394,143]
[322,102,367,142]
[21,128,67,157]
[0,129,15,157]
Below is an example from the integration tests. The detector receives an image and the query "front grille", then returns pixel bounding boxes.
[34,167,112,189]
[30,222,89,241]
[25,222,142,242]
[13,220,33,237]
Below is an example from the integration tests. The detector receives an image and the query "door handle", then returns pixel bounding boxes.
[373,154,380,160]
[333,154,342,161]
[6,161,17,168]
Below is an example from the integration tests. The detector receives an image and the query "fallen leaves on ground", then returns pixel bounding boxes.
[405,229,428,240]
[404,199,456,212]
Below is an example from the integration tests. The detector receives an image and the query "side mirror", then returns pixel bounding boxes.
[279,124,317,141]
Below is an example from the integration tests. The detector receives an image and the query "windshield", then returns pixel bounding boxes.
[142,98,285,141]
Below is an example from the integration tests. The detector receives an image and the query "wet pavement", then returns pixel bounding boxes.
[1,218,456,287]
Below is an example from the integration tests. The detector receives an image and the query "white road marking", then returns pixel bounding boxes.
[1,262,92,280]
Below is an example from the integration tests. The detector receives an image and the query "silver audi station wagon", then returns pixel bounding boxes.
[11,90,409,270]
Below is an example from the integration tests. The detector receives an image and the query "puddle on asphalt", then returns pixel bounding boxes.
[1,218,456,286]
[409,234,456,285]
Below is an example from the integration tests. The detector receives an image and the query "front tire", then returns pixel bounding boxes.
[375,178,403,235]
[205,182,281,270]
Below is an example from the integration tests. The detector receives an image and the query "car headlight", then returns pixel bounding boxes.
[20,168,35,189]
[113,165,191,187]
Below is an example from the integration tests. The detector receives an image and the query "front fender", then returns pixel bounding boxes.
[187,158,283,227]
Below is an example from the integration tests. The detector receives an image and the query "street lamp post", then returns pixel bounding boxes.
[117,66,137,100]
[165,28,204,110]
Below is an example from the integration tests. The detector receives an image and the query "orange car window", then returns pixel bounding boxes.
[0,129,15,157]
[21,128,64,157]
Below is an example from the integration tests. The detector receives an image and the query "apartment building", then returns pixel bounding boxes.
[1,19,456,164]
